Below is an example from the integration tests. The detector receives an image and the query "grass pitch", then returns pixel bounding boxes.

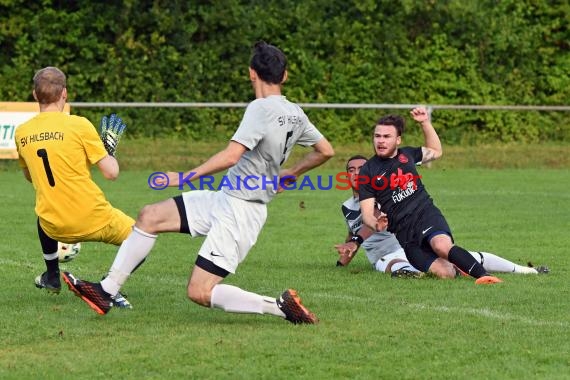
[0,143,569,379]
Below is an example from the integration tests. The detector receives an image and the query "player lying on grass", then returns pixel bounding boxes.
[15,66,132,308]
[334,155,549,277]
[62,41,334,324]
[358,107,528,283]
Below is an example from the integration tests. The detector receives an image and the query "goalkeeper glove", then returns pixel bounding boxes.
[100,113,126,157]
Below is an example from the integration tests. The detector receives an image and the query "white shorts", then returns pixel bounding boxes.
[181,191,267,274]
[373,248,407,272]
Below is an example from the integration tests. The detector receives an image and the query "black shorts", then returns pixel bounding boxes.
[395,205,454,272]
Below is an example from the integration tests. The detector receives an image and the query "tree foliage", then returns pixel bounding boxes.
[0,0,568,143]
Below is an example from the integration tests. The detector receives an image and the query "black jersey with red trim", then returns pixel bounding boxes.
[358,147,434,234]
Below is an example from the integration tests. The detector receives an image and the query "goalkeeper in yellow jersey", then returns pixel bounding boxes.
[15,66,133,307]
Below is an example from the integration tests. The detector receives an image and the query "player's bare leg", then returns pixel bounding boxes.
[430,234,502,284]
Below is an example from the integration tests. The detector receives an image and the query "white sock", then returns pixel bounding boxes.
[43,252,58,260]
[101,226,158,295]
[469,251,538,274]
[390,262,421,273]
[211,284,285,317]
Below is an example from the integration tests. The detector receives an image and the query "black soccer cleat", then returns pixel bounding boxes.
[62,272,113,315]
[112,292,133,309]
[528,262,550,274]
[35,271,61,294]
[391,268,423,279]
[100,276,133,309]
[276,289,319,325]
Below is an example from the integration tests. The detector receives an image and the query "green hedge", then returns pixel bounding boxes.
[1,0,568,143]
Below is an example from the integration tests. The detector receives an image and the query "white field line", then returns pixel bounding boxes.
[312,293,567,328]
[408,303,569,328]
[5,258,566,329]
[0,258,34,268]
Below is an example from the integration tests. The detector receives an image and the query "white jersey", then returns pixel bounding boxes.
[225,95,323,203]
[341,196,402,265]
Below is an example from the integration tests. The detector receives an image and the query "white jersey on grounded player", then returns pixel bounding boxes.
[342,196,403,265]
[225,95,323,204]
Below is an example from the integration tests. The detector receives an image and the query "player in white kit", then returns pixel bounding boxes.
[63,41,334,324]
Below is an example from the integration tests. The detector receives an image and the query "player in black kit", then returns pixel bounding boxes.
[358,107,502,284]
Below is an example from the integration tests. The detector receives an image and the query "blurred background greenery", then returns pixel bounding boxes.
[1,0,568,144]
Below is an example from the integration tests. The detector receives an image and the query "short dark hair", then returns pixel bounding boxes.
[375,114,405,136]
[346,155,368,170]
[250,41,287,85]
[33,67,66,105]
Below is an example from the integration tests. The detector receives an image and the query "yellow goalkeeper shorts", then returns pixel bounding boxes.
[51,208,134,246]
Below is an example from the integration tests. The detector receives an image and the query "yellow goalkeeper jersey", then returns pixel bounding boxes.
[15,112,113,238]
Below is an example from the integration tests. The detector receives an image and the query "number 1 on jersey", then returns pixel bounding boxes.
[37,148,55,187]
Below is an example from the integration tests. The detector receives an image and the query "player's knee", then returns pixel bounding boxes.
[136,204,160,231]
[187,284,211,307]
[429,260,456,278]
[431,242,452,259]
[437,269,456,279]
[430,267,455,279]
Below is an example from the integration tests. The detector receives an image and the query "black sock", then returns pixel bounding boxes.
[37,219,59,279]
[45,258,60,280]
[448,246,488,278]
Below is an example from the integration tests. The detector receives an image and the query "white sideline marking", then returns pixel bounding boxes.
[409,303,568,327]
[0,258,32,267]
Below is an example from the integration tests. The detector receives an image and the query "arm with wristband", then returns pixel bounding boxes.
[334,226,373,267]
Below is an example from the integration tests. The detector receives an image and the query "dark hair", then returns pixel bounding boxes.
[33,67,66,104]
[346,155,368,170]
[375,114,405,136]
[250,41,287,85]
